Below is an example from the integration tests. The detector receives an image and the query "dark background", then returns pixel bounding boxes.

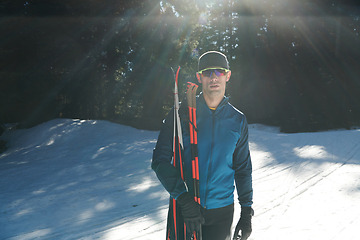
[1,0,360,133]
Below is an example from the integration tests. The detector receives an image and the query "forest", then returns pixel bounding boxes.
[1,0,360,133]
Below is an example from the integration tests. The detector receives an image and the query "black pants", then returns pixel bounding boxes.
[201,203,234,240]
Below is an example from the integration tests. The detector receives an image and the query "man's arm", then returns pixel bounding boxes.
[151,108,187,199]
[233,116,253,207]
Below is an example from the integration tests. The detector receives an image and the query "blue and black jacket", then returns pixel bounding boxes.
[152,93,253,209]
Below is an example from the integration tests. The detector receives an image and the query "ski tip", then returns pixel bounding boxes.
[171,66,181,78]
[176,66,181,82]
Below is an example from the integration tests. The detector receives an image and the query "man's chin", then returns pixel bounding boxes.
[206,89,222,96]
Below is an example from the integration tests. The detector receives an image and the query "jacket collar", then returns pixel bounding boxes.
[198,92,229,113]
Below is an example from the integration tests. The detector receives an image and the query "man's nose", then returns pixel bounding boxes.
[210,72,218,79]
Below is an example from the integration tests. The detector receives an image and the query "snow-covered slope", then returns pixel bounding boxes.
[0,119,359,240]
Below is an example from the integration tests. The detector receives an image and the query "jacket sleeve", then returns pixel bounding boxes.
[233,116,253,207]
[151,108,187,199]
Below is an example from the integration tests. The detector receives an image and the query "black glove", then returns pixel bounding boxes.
[177,192,204,235]
[233,207,254,240]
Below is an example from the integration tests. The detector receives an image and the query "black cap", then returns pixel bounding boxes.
[198,51,229,71]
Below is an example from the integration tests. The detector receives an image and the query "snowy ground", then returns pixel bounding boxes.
[0,119,359,240]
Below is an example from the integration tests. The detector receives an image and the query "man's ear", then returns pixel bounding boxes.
[196,73,201,83]
[226,70,231,82]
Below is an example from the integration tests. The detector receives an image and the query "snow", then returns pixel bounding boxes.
[0,118,359,240]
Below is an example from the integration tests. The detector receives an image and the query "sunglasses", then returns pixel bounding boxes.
[198,68,229,78]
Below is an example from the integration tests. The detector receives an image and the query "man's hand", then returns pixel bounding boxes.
[177,192,204,235]
[233,207,254,240]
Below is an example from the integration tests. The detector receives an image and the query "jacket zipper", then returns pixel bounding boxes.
[203,109,216,208]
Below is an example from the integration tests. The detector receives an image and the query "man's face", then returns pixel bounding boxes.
[196,66,231,98]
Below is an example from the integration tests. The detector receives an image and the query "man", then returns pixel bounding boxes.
[152,51,253,240]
